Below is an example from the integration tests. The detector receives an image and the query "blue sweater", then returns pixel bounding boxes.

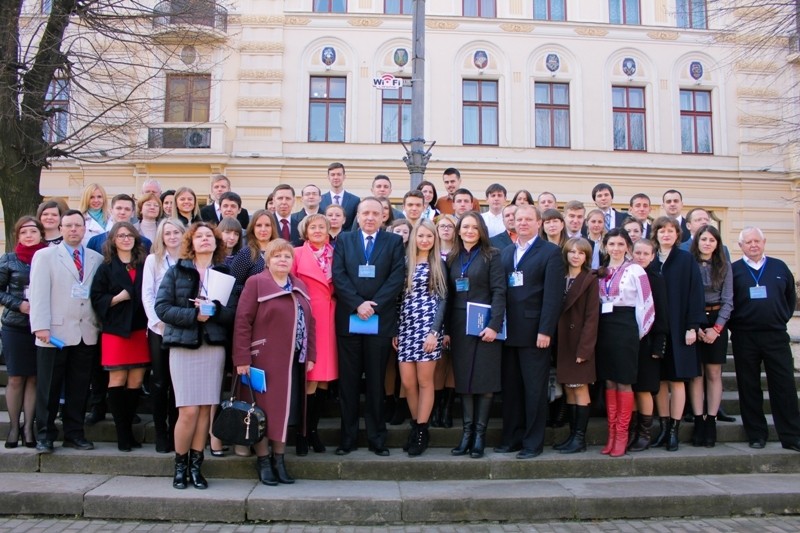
[729,257,795,332]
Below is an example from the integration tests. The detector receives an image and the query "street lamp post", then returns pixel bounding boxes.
[403,0,434,190]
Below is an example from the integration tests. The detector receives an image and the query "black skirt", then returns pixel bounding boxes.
[696,309,728,365]
[596,307,639,385]
[633,335,661,394]
[1,325,37,377]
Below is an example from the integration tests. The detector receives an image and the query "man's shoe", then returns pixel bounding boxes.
[493,443,522,453]
[716,407,736,423]
[369,446,390,457]
[63,438,94,450]
[35,440,54,454]
[85,409,106,425]
[781,440,800,452]
[749,438,766,449]
[335,447,354,456]
[516,449,542,460]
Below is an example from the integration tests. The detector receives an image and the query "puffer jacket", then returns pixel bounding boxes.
[0,253,32,330]
[155,259,237,348]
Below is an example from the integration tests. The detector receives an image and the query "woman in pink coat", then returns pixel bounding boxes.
[233,239,316,486]
[291,213,337,456]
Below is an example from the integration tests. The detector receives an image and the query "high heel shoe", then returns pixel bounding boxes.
[4,428,19,449]
[208,434,227,457]
[23,424,36,448]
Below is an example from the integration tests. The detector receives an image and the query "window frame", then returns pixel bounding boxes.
[612,86,646,152]
[462,79,499,146]
[384,0,412,14]
[533,0,566,21]
[534,81,570,149]
[43,77,69,143]
[381,83,412,143]
[308,76,347,143]
[609,0,641,25]
[676,0,707,29]
[164,73,211,123]
[679,89,713,154]
[313,0,347,13]
[463,0,496,18]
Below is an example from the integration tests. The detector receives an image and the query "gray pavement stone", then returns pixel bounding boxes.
[701,473,800,515]
[0,474,109,517]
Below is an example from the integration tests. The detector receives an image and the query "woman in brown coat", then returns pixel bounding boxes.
[233,239,316,486]
[554,238,599,453]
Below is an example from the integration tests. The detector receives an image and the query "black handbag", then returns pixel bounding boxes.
[212,377,267,446]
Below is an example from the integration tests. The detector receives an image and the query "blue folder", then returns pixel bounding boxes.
[242,367,267,393]
[466,302,507,340]
[349,313,379,335]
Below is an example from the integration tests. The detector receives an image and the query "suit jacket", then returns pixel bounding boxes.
[200,203,250,229]
[332,230,405,337]
[490,231,514,252]
[320,191,360,230]
[274,213,301,246]
[501,237,565,347]
[679,217,690,243]
[29,243,102,346]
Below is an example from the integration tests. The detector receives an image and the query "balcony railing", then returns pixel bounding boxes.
[153,0,228,32]
[148,127,212,149]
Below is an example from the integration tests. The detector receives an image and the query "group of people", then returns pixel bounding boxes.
[1,164,799,492]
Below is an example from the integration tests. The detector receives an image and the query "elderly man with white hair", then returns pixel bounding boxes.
[728,226,800,452]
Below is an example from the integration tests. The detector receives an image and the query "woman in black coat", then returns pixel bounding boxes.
[446,212,506,459]
[90,222,150,452]
[651,217,705,451]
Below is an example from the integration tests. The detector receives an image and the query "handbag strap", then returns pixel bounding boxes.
[231,375,258,405]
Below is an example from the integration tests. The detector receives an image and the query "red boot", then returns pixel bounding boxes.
[611,390,634,457]
[601,389,617,455]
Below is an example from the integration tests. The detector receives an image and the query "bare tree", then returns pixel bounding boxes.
[0,0,227,248]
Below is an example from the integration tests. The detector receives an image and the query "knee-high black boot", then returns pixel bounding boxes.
[451,394,474,456]
[553,404,576,451]
[107,386,130,452]
[441,388,455,428]
[430,390,444,428]
[307,391,325,453]
[560,405,590,454]
[125,388,141,448]
[470,394,492,459]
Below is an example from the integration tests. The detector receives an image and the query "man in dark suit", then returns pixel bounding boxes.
[332,197,406,456]
[290,184,323,246]
[199,175,250,229]
[662,189,690,243]
[272,184,301,245]
[490,204,517,250]
[496,205,565,459]
[591,183,627,231]
[629,193,652,239]
[319,162,360,230]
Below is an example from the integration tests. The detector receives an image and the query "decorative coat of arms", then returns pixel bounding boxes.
[394,48,409,68]
[321,46,336,67]
[545,53,560,73]
[622,57,637,77]
[690,61,704,81]
[473,50,489,70]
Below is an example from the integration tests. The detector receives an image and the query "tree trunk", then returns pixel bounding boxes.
[0,163,43,251]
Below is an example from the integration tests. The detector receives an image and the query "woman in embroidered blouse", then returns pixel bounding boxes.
[291,214,337,456]
[80,183,109,245]
[142,219,186,453]
[595,228,655,457]
[416,180,440,221]
[689,225,733,448]
[233,239,316,486]
[650,216,704,452]
[229,209,279,297]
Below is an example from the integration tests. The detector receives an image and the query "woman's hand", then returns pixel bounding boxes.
[236,365,250,376]
[685,329,697,346]
[442,335,451,349]
[479,327,497,343]
[392,337,399,351]
[18,301,30,314]
[306,361,315,373]
[701,327,719,344]
[576,357,585,364]
[422,333,437,353]
[195,298,210,322]
[111,289,131,306]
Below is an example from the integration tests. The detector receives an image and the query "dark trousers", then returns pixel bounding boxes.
[499,346,551,453]
[87,339,108,413]
[731,330,800,444]
[147,331,177,437]
[337,334,391,450]
[36,342,96,441]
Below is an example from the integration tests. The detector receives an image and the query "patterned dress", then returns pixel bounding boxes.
[397,262,444,363]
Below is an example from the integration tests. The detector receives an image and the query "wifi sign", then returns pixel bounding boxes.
[372,73,405,90]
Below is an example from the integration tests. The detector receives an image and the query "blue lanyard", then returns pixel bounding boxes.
[460,248,479,277]
[747,258,766,286]
[603,263,627,297]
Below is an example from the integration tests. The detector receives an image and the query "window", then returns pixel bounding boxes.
[534,82,569,148]
[463,0,496,17]
[165,74,210,123]
[609,0,640,25]
[313,0,346,13]
[612,87,646,151]
[43,78,69,143]
[385,0,412,14]
[41,0,52,13]
[533,0,566,21]
[676,0,707,29]
[680,89,712,154]
[309,77,346,142]
[463,80,498,146]
[381,84,411,143]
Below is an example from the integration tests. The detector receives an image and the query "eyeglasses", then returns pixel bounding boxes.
[438,225,455,230]
[116,234,135,241]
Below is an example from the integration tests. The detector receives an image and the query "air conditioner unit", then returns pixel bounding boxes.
[185,128,211,148]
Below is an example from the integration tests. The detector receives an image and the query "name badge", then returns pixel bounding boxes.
[24,285,30,300]
[71,283,90,300]
[750,285,767,299]
[455,277,470,292]
[508,271,523,287]
[359,264,376,278]
[601,302,614,314]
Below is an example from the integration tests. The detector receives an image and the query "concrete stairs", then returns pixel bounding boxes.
[0,349,799,524]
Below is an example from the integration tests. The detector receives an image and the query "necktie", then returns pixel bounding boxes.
[281,219,290,240]
[73,248,83,281]
[365,235,374,259]
[334,194,341,206]
[604,212,612,231]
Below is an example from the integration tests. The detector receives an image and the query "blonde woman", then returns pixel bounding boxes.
[393,220,448,456]
[80,183,109,245]
[431,214,458,427]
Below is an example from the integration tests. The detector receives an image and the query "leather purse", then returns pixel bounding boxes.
[212,378,266,446]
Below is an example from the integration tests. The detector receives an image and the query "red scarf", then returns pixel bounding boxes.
[15,242,47,265]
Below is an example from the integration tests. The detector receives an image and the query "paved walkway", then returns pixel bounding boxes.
[1,517,800,532]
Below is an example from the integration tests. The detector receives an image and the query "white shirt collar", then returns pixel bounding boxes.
[743,255,766,270]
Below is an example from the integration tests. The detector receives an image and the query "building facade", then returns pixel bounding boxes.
[28,0,800,269]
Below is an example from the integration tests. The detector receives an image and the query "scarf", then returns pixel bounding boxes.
[15,241,47,265]
[87,208,106,228]
[309,242,334,280]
